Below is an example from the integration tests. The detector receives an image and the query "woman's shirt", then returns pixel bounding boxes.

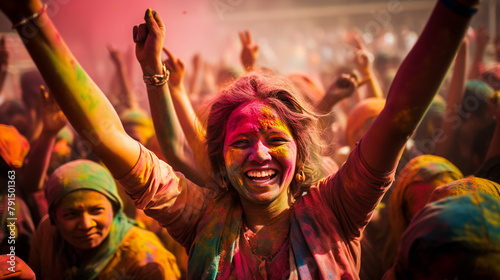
[118,141,395,279]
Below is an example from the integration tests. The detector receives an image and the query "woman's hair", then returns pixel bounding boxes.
[205,71,323,197]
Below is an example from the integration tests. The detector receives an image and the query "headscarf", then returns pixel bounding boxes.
[46,159,135,280]
[345,97,385,148]
[413,96,446,153]
[462,80,495,119]
[119,108,154,145]
[394,192,500,279]
[428,176,500,203]
[480,66,500,91]
[383,155,463,269]
[0,124,30,169]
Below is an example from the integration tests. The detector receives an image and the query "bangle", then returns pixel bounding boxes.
[12,4,47,29]
[439,0,478,17]
[143,63,169,86]
[358,76,372,86]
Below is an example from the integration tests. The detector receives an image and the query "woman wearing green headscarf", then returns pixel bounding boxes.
[29,160,180,280]
[381,155,463,272]
[383,192,500,279]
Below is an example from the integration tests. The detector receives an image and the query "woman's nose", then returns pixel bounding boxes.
[249,141,271,163]
[78,213,96,229]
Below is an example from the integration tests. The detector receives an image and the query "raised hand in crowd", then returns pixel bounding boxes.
[108,44,138,110]
[239,30,259,72]
[348,30,384,98]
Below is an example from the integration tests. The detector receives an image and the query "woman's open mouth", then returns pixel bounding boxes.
[245,169,278,182]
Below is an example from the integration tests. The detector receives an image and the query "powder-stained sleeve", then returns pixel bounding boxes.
[117,144,214,249]
[319,140,395,239]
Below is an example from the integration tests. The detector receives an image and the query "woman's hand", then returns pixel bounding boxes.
[475,25,490,51]
[317,73,358,114]
[40,85,67,135]
[239,30,259,71]
[0,0,43,26]
[348,31,373,76]
[162,47,185,89]
[133,9,165,75]
[327,73,359,100]
[108,44,124,67]
[347,30,384,98]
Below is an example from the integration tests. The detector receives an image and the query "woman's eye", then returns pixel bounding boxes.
[90,208,105,215]
[231,139,250,148]
[63,212,77,219]
[269,137,288,145]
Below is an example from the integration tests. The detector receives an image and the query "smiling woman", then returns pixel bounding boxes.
[0,0,479,278]
[54,190,114,253]
[223,100,298,206]
[28,160,180,280]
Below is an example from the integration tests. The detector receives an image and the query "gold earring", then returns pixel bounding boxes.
[295,170,305,183]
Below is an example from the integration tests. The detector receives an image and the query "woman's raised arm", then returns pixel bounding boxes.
[0,0,139,178]
[360,0,477,173]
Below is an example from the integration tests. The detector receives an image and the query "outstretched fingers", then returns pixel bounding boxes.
[163,47,184,71]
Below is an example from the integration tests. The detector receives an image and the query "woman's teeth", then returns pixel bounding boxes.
[246,170,276,179]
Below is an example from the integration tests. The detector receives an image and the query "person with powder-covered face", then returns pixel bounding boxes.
[0,0,479,278]
[28,160,181,279]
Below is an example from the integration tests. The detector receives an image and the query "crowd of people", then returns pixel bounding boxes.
[0,0,499,279]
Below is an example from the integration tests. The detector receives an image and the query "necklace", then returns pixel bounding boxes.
[243,203,294,263]
[243,223,290,262]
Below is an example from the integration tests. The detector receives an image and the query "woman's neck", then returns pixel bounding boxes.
[241,195,293,233]
[240,195,294,260]
[74,246,99,261]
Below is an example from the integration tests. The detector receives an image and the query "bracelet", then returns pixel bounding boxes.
[358,76,372,86]
[12,4,47,29]
[143,63,169,86]
[439,0,478,17]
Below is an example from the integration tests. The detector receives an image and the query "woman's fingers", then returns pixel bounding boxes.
[162,47,185,71]
[163,47,175,61]
[144,9,164,35]
[137,23,148,43]
[152,10,164,29]
[132,25,138,43]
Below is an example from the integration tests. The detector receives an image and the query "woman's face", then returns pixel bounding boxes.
[55,190,113,252]
[223,101,297,206]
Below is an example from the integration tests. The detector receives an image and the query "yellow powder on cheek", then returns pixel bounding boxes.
[224,148,245,177]
[273,146,291,159]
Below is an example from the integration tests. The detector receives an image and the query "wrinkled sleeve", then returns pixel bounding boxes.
[117,144,213,249]
[319,140,395,239]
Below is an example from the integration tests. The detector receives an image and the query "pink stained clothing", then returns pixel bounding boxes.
[118,141,395,279]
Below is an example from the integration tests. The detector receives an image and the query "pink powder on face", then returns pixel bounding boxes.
[223,101,297,206]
